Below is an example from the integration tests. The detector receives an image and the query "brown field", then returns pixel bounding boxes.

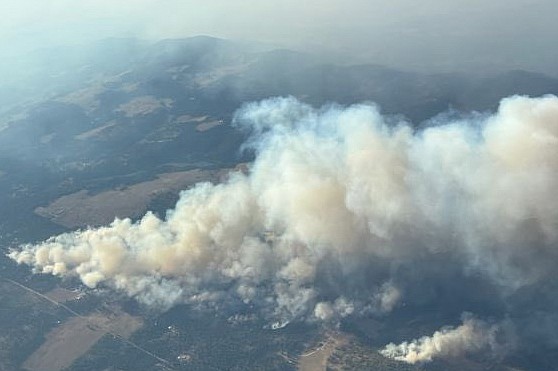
[22,308,142,371]
[44,288,83,303]
[174,114,208,124]
[298,332,348,371]
[193,64,250,87]
[195,119,223,132]
[116,95,173,117]
[57,74,137,113]
[35,169,228,228]
[174,114,223,131]
[75,120,118,140]
[57,84,104,112]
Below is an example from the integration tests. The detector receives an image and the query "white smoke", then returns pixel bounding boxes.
[8,95,558,323]
[379,314,510,363]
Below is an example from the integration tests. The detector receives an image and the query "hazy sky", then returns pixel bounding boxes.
[2,0,558,74]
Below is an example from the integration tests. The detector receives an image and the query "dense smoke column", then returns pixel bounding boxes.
[380,314,512,364]
[9,95,558,354]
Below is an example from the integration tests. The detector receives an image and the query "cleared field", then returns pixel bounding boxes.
[299,332,347,371]
[174,114,223,132]
[35,169,228,228]
[195,119,223,132]
[45,288,83,303]
[115,95,173,117]
[22,308,142,371]
[75,120,118,140]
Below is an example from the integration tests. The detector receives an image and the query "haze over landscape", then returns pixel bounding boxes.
[3,0,558,74]
[1,1,558,371]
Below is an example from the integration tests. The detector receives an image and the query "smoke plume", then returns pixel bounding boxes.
[8,95,558,326]
[379,314,511,363]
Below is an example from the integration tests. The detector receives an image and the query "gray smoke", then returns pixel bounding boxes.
[380,313,511,363]
[8,95,558,327]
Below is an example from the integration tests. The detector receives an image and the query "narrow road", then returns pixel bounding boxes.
[3,277,175,370]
